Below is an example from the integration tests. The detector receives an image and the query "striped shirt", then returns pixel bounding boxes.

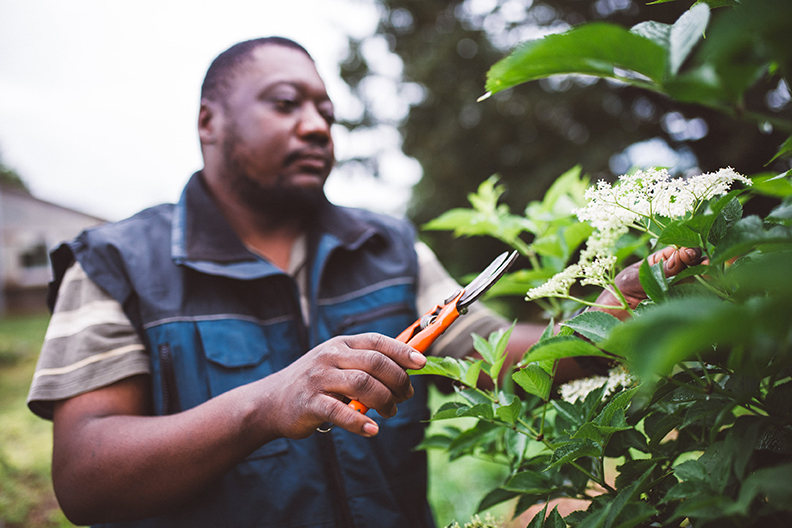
[27,241,506,419]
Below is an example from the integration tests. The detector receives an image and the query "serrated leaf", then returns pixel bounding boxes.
[408,356,462,379]
[547,439,601,470]
[552,399,586,429]
[472,333,496,365]
[630,20,671,49]
[458,402,494,421]
[463,359,484,387]
[571,422,604,445]
[561,310,621,343]
[767,135,792,164]
[495,393,522,425]
[432,401,470,420]
[489,324,514,381]
[657,219,701,248]
[639,258,668,304]
[502,470,552,494]
[513,364,552,400]
[477,487,519,513]
[525,335,613,363]
[485,23,667,95]
[668,4,710,76]
[597,387,639,428]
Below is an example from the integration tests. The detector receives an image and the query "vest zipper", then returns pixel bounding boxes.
[158,343,181,415]
[296,254,356,527]
[317,432,356,528]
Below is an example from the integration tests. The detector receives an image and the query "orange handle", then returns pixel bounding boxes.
[348,291,464,414]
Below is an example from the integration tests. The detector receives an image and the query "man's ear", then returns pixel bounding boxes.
[198,99,223,145]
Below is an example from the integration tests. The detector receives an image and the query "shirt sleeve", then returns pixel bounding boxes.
[27,261,150,420]
[414,241,509,359]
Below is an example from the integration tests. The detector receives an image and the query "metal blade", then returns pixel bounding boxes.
[457,250,518,310]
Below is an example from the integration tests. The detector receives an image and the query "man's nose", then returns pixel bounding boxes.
[297,104,331,142]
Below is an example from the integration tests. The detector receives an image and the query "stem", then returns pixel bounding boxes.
[694,275,732,301]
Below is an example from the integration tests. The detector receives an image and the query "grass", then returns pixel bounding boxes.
[0,315,507,527]
[425,386,516,528]
[0,314,73,527]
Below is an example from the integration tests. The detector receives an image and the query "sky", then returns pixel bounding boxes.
[0,0,421,221]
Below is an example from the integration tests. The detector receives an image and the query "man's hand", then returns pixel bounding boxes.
[51,332,424,524]
[267,333,426,439]
[593,246,704,321]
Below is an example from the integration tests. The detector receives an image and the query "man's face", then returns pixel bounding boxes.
[217,45,335,220]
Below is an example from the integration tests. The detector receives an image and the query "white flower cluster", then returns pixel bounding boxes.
[575,167,751,232]
[526,167,750,303]
[558,364,636,404]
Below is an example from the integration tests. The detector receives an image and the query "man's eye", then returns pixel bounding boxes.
[274,98,298,111]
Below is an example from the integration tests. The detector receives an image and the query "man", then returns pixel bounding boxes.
[27,37,700,527]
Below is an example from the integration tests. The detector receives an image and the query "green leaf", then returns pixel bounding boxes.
[768,135,792,164]
[657,219,701,248]
[547,439,601,470]
[525,335,614,363]
[488,324,514,381]
[596,387,639,428]
[630,20,670,49]
[552,399,586,429]
[495,393,522,425]
[750,171,792,198]
[731,462,792,515]
[477,487,519,513]
[711,215,792,265]
[432,402,470,420]
[571,422,604,445]
[472,333,496,365]
[502,470,552,495]
[525,503,548,528]
[464,359,484,388]
[408,356,462,379]
[545,506,566,528]
[485,23,667,96]
[639,258,668,304]
[513,364,552,400]
[668,4,710,76]
[458,402,494,421]
[707,196,742,246]
[605,465,656,528]
[767,200,792,226]
[561,310,621,343]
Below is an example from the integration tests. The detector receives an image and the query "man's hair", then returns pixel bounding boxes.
[200,37,313,103]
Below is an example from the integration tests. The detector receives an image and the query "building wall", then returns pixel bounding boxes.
[0,185,105,314]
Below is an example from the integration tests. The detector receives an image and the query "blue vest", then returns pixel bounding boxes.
[49,174,434,528]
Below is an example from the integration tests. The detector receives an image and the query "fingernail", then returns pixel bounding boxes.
[685,248,698,259]
[410,352,426,366]
[363,422,379,437]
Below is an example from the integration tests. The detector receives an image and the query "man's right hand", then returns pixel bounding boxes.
[266,333,426,439]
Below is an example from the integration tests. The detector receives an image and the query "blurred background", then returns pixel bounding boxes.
[1,0,790,526]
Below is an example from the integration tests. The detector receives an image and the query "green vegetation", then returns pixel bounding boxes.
[0,315,73,528]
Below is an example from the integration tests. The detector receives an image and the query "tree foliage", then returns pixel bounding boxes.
[342,0,791,288]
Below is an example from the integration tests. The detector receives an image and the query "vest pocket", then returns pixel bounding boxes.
[197,319,274,396]
[197,318,290,460]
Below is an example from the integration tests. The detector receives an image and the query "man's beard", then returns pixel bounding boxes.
[222,126,326,229]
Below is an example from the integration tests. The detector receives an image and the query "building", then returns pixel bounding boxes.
[0,183,105,314]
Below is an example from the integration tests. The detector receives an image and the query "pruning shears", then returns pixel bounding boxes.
[348,250,519,414]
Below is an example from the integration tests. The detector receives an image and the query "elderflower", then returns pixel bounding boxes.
[527,167,750,305]
[558,365,637,403]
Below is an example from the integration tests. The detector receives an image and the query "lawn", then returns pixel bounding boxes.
[0,314,73,527]
[0,314,506,528]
